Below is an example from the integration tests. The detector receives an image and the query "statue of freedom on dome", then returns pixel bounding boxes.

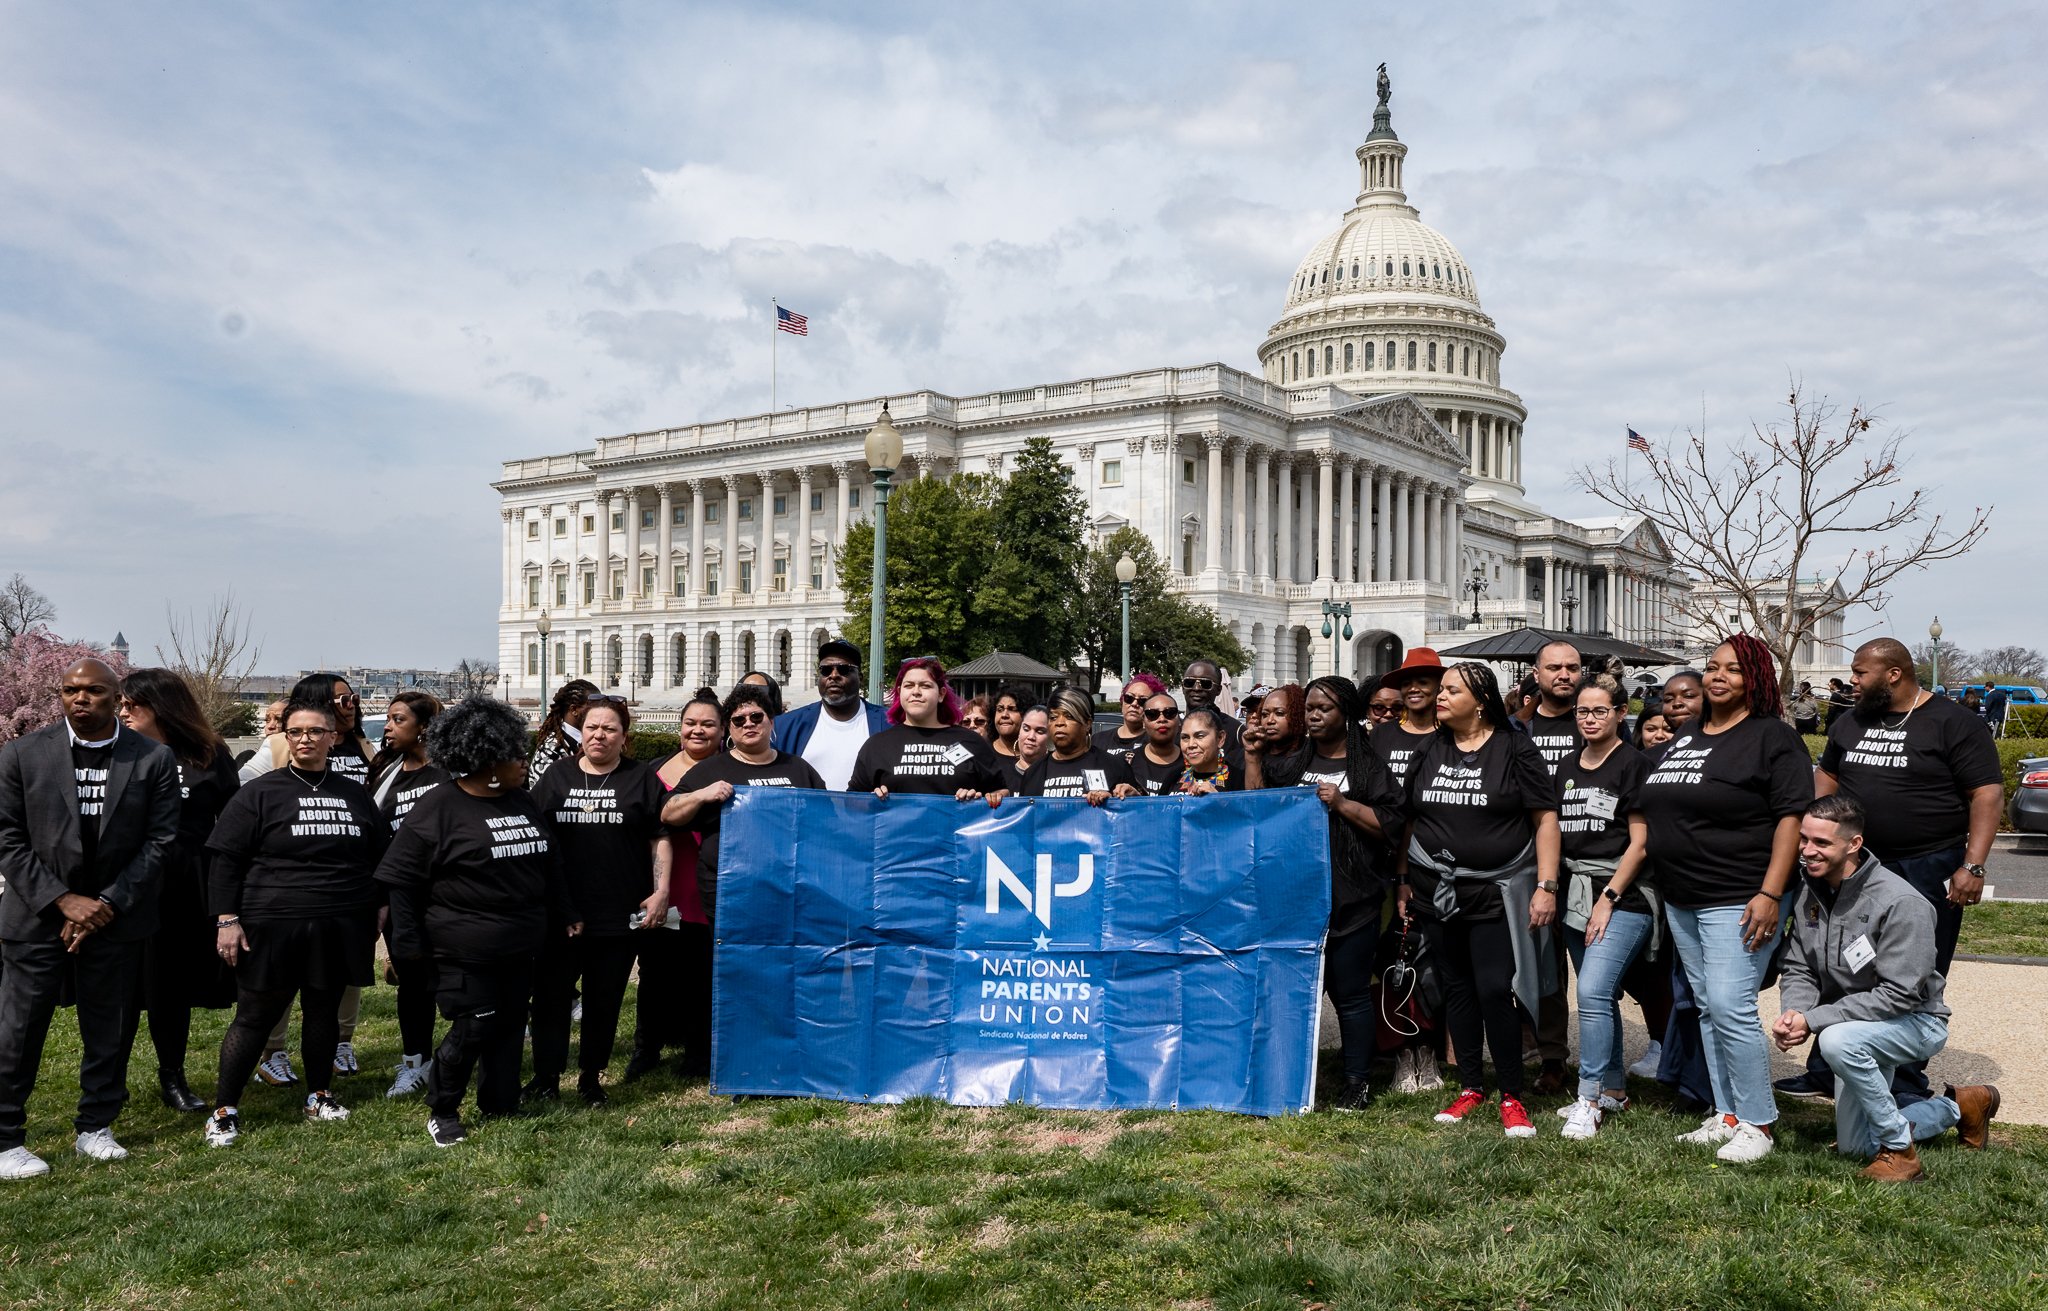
[1376,63,1390,109]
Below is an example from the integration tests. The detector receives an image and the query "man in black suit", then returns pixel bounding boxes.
[0,658,179,1178]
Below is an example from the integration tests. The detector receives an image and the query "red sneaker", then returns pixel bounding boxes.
[1500,1096,1536,1138]
[1434,1089,1487,1124]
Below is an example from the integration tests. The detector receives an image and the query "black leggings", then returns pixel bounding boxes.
[392,954,440,1058]
[531,935,638,1081]
[428,957,534,1119]
[216,982,346,1107]
[1323,926,1378,1083]
[1421,915,1524,1099]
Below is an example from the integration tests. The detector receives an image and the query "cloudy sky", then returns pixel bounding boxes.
[4,1,2041,672]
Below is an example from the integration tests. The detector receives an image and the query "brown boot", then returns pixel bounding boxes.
[1859,1143,1925,1183]
[1949,1083,2001,1150]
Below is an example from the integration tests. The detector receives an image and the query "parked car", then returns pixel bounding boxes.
[2011,757,2048,835]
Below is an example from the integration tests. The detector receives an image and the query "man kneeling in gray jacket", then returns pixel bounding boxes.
[1771,794,1999,1182]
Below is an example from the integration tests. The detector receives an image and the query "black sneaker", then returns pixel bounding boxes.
[622,1047,663,1082]
[518,1077,561,1105]
[1330,1077,1373,1112]
[427,1114,468,1147]
[577,1073,608,1107]
[1774,1072,1833,1101]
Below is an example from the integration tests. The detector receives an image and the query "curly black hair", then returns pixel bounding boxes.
[720,682,777,723]
[427,695,532,779]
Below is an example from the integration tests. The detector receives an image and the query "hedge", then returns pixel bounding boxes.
[2007,704,2048,737]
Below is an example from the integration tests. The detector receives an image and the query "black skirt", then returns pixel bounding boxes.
[235,911,378,992]
[143,849,237,1010]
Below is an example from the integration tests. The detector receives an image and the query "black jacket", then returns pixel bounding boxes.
[0,723,180,942]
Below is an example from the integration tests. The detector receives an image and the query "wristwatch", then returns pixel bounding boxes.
[1537,879,1560,894]
[1963,863,1988,880]
[1600,886,1622,904]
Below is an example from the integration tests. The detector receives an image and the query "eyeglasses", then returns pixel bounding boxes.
[729,711,768,727]
[818,663,859,679]
[1574,706,1617,719]
[1121,693,1147,705]
[1183,678,1216,691]
[1367,705,1397,720]
[1143,707,1181,721]
[333,692,358,704]
[284,727,332,740]
[961,714,988,726]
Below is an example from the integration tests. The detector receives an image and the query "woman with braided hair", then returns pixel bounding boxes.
[1255,675,1405,1109]
[1639,634,1813,1166]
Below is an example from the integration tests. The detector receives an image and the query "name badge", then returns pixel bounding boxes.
[1843,933,1877,971]
[1582,788,1618,822]
[1083,769,1108,792]
[942,743,973,767]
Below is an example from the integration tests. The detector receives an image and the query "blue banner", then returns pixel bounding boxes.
[710,787,1332,1116]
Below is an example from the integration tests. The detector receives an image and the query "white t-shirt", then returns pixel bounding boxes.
[803,706,874,792]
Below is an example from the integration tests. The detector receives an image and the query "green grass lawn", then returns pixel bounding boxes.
[1958,900,2048,960]
[3,990,2045,1311]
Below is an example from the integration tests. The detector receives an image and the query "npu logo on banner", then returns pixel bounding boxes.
[983,849,1093,928]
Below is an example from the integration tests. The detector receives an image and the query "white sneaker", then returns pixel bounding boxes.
[304,1092,350,1122]
[1715,1122,1775,1164]
[387,1055,432,1099]
[571,998,584,1024]
[1677,1112,1738,1146]
[204,1109,240,1148]
[1411,1054,1445,1092]
[1388,1047,1414,1094]
[1557,1092,1630,1118]
[334,1042,359,1077]
[255,1051,299,1086]
[1627,1041,1664,1079]
[74,1128,128,1161]
[0,1146,50,1179]
[1560,1098,1603,1140]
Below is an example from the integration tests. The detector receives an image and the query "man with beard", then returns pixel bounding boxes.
[1777,638,2003,1102]
[1182,658,1245,770]
[769,639,891,791]
[1522,641,1582,1092]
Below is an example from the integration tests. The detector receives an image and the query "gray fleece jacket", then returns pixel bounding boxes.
[1778,855,1950,1029]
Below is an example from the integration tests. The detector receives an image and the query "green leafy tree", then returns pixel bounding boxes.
[1076,527,1248,694]
[975,437,1088,665]
[838,474,1001,669]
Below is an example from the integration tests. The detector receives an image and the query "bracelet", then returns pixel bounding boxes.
[215,916,241,927]
[1755,890,1782,903]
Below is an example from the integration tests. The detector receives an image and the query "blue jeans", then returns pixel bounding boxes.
[1814,1014,1958,1155]
[1565,908,1653,1098]
[1665,903,1778,1126]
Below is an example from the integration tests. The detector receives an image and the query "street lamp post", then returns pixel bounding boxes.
[1320,599,1353,678]
[1929,616,1943,692]
[536,610,552,712]
[864,403,904,705]
[1561,587,1580,633]
[1115,552,1137,683]
[1465,568,1488,626]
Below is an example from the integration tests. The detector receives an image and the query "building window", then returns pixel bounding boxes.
[641,565,656,596]
[1384,259,1393,276]
[610,511,624,532]
[606,636,621,683]
[772,495,786,516]
[1364,341,1375,369]
[1406,340,1418,369]
[848,487,861,509]
[1101,459,1122,486]
[1402,259,1411,276]
[738,498,754,521]
[706,563,721,597]
[526,644,538,676]
[581,641,592,675]
[553,574,567,606]
[1427,342,1437,371]
[582,514,594,533]
[673,564,688,597]
[553,517,566,537]
[777,631,792,683]
[526,520,539,539]
[610,571,625,601]
[1462,346,1471,376]
[810,554,824,589]
[1181,538,1194,573]
[671,505,687,525]
[1183,459,1196,484]
[581,571,595,604]
[1343,343,1353,370]
[1306,349,1315,377]
[810,491,824,512]
[640,509,656,530]
[671,634,686,686]
[1324,346,1334,374]
[526,576,540,606]
[705,502,721,524]
[772,557,788,592]
[1291,351,1299,381]
[637,634,653,684]
[739,560,755,594]
[553,642,565,675]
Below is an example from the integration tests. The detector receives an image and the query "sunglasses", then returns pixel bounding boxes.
[1121,693,1147,705]
[1143,707,1181,721]
[818,662,859,678]
[1183,678,1216,691]
[729,711,768,727]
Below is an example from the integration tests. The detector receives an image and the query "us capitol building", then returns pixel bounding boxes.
[493,84,1695,712]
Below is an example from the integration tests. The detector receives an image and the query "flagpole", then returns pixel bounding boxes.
[771,297,778,414]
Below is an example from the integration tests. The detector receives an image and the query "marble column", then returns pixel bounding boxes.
[756,470,777,594]
[1275,457,1294,585]
[689,481,708,599]
[1543,557,1557,628]
[625,488,643,596]
[1373,469,1391,582]
[1230,439,1249,574]
[722,475,740,601]
[656,484,674,600]
[1338,456,1356,585]
[1390,476,1409,581]
[1315,450,1336,582]
[1204,433,1226,573]
[502,508,518,610]
[1251,446,1271,579]
[795,467,814,595]
[596,491,614,603]
[1407,480,1424,582]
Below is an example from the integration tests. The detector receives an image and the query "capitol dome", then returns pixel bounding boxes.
[1258,78,1530,497]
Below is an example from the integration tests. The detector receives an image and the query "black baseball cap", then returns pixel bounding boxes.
[818,639,862,666]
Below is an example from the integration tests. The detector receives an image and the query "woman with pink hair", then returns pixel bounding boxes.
[848,658,1008,803]
[1093,673,1166,762]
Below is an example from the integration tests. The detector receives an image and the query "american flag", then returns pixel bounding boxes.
[776,305,809,337]
[1627,427,1650,453]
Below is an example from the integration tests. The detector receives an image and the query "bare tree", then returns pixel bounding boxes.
[1575,382,1991,692]
[0,573,56,650]
[157,592,264,733]
[1974,645,2045,685]
[448,658,499,700]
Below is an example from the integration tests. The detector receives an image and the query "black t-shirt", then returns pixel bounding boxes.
[71,741,113,892]
[1526,708,1583,775]
[1128,748,1185,796]
[206,769,386,919]
[1263,743,1405,935]
[1021,747,1136,798]
[1640,715,1815,908]
[1555,744,1651,913]
[326,735,371,788]
[532,757,669,936]
[677,751,826,921]
[1818,694,2002,858]
[174,752,240,859]
[1090,726,1145,763]
[1405,730,1554,920]
[374,785,565,961]
[376,763,453,832]
[1369,722,1436,789]
[848,724,1006,795]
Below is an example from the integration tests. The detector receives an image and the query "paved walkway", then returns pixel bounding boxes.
[1322,958,2048,1125]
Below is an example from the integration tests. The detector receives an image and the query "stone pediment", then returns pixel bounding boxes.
[1344,393,1463,463]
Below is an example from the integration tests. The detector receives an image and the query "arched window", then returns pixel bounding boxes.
[1350,263,1359,279]
[1384,259,1393,276]
[1364,341,1375,369]
[1402,259,1411,276]
[704,632,721,687]
[1307,350,1315,377]
[671,633,686,686]
[1427,342,1437,371]
[741,631,756,673]
[1462,346,1471,376]
[1386,339,1397,369]
[1432,263,1441,279]
[606,635,622,684]
[1406,340,1417,369]
[777,631,792,683]
[1343,343,1354,370]
[1324,345,1334,374]
[637,633,653,685]
[1292,351,1300,380]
